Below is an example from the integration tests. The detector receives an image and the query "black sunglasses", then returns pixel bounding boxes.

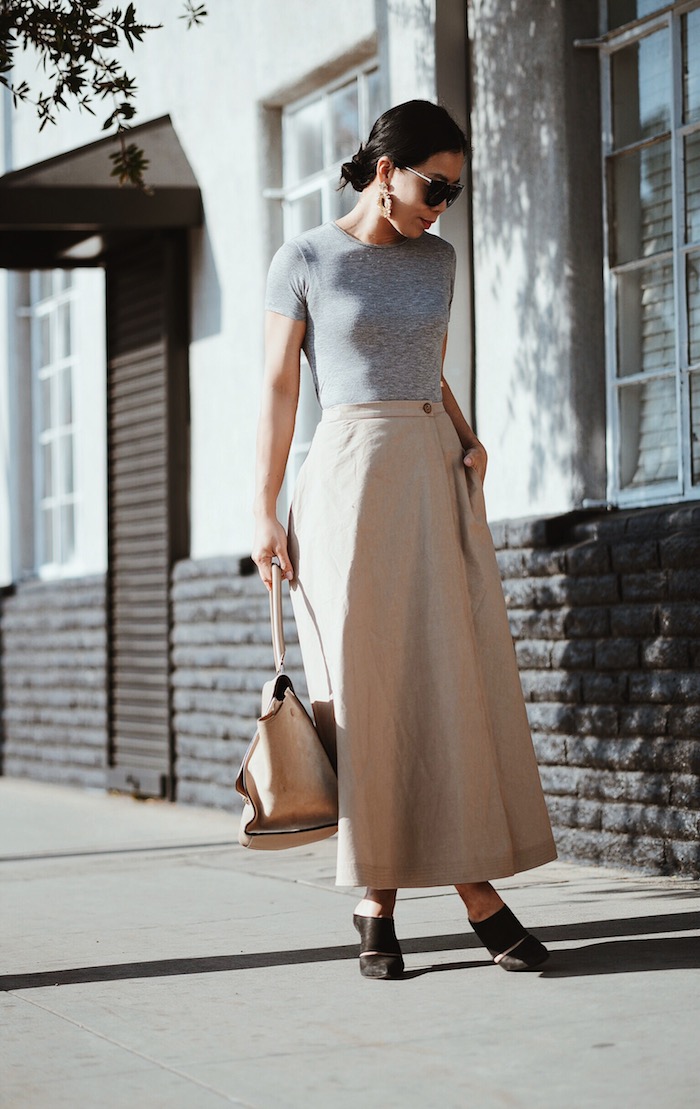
[404,166,464,209]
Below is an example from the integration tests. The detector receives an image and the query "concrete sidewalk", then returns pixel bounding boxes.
[1,778,698,1109]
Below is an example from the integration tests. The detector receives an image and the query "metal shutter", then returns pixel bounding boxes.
[106,236,189,797]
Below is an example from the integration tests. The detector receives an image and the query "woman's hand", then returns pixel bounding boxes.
[252,515,294,590]
[463,443,488,483]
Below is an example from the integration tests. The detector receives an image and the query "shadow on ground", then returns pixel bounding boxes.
[2,911,698,991]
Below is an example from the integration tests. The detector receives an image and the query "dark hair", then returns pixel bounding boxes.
[340,99,468,192]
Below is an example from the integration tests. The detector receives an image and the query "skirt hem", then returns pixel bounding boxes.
[333,840,558,890]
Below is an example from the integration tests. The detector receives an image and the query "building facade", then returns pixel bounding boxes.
[0,0,698,873]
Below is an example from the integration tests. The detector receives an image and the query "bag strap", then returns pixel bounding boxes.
[269,560,286,673]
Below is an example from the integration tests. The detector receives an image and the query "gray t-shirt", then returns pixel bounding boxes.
[264,221,456,408]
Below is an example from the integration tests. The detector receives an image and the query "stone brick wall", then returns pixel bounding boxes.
[492,503,700,877]
[0,576,108,787]
[170,556,306,810]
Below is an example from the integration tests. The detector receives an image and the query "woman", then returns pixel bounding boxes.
[252,100,557,980]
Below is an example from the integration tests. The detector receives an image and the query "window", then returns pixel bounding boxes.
[281,64,383,236]
[274,63,384,505]
[602,2,700,504]
[30,271,78,569]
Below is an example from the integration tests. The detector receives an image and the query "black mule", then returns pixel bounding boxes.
[353,914,404,979]
[469,904,549,971]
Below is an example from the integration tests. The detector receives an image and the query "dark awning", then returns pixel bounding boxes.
[0,115,202,268]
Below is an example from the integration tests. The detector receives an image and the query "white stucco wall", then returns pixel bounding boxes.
[0,268,10,585]
[7,0,378,560]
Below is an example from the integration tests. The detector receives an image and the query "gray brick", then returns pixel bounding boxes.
[567,575,619,605]
[565,607,609,638]
[496,549,525,577]
[551,639,595,669]
[609,604,658,637]
[520,670,581,703]
[522,549,568,576]
[554,827,666,871]
[526,702,577,734]
[629,671,700,704]
[618,705,668,736]
[565,542,611,577]
[610,539,659,572]
[571,705,619,737]
[505,516,551,550]
[507,608,568,639]
[620,571,668,602]
[489,520,508,550]
[546,796,602,830]
[515,640,552,668]
[594,639,639,670]
[658,603,700,636]
[659,534,700,570]
[665,838,700,876]
[669,774,700,809]
[175,779,243,813]
[668,569,700,600]
[641,637,690,669]
[582,672,628,703]
[531,734,567,763]
[539,764,584,795]
[668,706,700,737]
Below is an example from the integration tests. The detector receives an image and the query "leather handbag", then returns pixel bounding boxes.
[235,562,338,849]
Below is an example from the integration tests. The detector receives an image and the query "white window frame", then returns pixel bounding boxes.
[267,61,383,509]
[600,0,700,507]
[29,270,80,577]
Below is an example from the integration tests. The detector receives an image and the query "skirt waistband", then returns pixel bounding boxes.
[322,400,445,422]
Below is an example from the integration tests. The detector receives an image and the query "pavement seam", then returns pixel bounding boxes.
[9,991,258,1107]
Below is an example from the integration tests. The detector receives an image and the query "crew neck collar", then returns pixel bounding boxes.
[331,221,409,248]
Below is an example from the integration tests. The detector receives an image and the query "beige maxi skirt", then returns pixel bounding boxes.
[287,399,557,889]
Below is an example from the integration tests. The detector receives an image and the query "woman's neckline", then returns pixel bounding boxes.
[331,221,409,249]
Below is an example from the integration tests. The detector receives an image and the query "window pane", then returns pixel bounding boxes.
[56,301,71,360]
[38,313,52,369]
[607,1,668,31]
[686,131,700,244]
[37,272,53,301]
[287,190,323,236]
[60,503,75,564]
[42,441,53,499]
[58,366,73,426]
[612,30,670,148]
[690,372,700,484]
[366,68,383,130]
[617,262,675,377]
[330,81,359,164]
[40,375,52,433]
[612,140,672,264]
[55,269,73,292]
[618,376,678,487]
[683,10,700,125]
[59,433,74,496]
[688,253,700,366]
[284,98,324,186]
[41,506,54,565]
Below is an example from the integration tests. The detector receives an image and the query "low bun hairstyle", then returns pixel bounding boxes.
[339,99,468,192]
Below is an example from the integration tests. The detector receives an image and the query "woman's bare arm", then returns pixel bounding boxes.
[440,335,488,482]
[252,311,306,588]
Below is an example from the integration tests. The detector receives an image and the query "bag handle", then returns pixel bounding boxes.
[270,559,286,673]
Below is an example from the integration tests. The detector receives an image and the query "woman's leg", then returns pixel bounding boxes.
[454,881,504,922]
[353,888,403,978]
[455,881,549,970]
[354,888,397,918]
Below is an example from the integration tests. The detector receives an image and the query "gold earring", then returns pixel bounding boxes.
[377,181,393,220]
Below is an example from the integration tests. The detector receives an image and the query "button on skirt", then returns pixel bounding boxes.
[287,400,557,888]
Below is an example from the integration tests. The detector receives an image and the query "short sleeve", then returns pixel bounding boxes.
[265,239,308,321]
